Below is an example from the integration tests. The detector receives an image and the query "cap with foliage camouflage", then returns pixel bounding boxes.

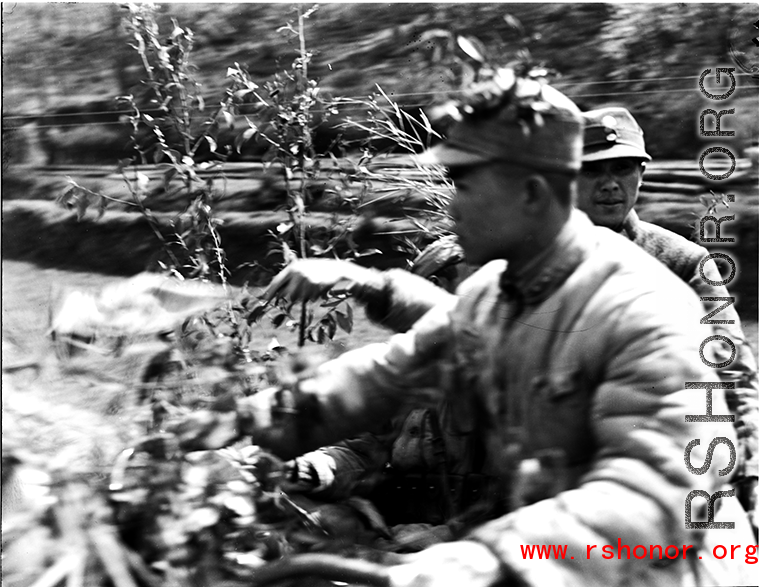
[418,67,584,173]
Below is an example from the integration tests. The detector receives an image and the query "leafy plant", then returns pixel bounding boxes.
[56,4,226,283]
[225,6,366,347]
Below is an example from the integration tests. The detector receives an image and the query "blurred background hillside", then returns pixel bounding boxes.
[3,2,759,164]
[2,2,758,318]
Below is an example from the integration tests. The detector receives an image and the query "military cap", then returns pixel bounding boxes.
[582,107,651,162]
[418,67,584,173]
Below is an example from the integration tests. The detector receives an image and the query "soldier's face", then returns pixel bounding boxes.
[447,164,526,266]
[576,157,644,231]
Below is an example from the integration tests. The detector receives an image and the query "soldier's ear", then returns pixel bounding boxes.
[523,174,553,215]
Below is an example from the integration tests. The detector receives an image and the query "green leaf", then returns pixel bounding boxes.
[171,22,185,39]
[75,192,89,221]
[457,35,487,64]
[270,313,288,328]
[357,248,383,257]
[334,310,352,334]
[187,507,220,531]
[142,113,157,128]
[97,195,108,220]
[326,317,337,340]
[281,241,298,265]
[223,494,255,517]
[56,185,77,207]
[109,488,149,505]
[234,127,257,153]
[234,89,254,100]
[246,303,268,325]
[163,166,178,190]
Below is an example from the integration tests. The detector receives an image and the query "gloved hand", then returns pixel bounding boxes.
[387,540,505,587]
[282,450,337,493]
[264,259,386,305]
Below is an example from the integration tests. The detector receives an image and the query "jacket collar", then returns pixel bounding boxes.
[499,209,592,306]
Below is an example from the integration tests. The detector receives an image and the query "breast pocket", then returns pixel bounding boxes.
[528,369,595,463]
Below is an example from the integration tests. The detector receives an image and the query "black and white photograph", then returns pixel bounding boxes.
[2,2,758,586]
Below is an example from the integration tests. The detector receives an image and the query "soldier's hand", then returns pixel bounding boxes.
[263,259,384,304]
[387,541,504,587]
[281,451,337,493]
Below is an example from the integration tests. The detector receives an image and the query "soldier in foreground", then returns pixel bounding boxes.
[178,67,754,586]
[266,107,758,532]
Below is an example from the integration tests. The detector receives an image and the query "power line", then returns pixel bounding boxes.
[377,72,759,98]
[570,88,706,99]
[5,70,757,121]
[4,77,757,128]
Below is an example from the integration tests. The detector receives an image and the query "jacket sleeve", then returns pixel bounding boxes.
[244,297,457,460]
[467,285,740,587]
[362,269,456,333]
[688,256,759,480]
[306,428,398,500]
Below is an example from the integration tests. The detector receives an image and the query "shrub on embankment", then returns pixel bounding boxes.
[1,198,417,281]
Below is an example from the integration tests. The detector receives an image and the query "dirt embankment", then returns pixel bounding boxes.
[3,159,758,319]
[2,161,440,282]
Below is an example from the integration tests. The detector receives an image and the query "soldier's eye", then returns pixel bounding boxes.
[611,161,637,176]
[580,164,603,177]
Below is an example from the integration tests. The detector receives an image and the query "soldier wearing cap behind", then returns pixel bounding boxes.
[210,67,756,586]
[267,107,759,532]
[579,107,758,525]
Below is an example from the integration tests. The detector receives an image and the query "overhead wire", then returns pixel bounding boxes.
[3,72,757,129]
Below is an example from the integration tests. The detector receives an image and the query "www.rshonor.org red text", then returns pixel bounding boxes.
[520,541,758,563]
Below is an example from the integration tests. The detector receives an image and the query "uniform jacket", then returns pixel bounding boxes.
[621,209,758,478]
[349,209,758,482]
[274,211,754,587]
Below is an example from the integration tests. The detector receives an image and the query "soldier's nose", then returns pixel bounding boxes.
[599,176,619,190]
